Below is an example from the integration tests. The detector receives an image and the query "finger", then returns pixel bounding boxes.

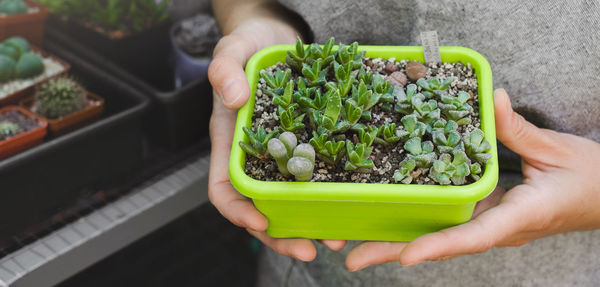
[208,34,256,109]
[472,186,506,218]
[208,95,268,231]
[345,241,409,272]
[493,89,563,163]
[398,199,525,266]
[318,240,347,251]
[247,229,317,262]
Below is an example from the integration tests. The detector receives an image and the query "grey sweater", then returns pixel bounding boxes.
[256,1,600,286]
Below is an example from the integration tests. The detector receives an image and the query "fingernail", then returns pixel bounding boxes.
[221,79,243,106]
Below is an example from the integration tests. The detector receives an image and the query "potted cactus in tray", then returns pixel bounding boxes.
[0,105,47,159]
[0,0,49,46]
[20,76,104,135]
[229,38,499,241]
[0,36,70,105]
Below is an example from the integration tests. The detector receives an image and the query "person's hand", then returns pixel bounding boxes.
[208,17,346,261]
[345,88,600,270]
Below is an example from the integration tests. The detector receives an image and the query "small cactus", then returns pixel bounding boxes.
[0,0,27,15]
[0,55,16,82]
[0,120,20,137]
[15,52,44,79]
[239,125,279,161]
[35,77,87,119]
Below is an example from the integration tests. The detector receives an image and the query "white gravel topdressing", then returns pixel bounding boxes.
[0,56,65,100]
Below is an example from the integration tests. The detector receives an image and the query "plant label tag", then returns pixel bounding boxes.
[421,31,441,63]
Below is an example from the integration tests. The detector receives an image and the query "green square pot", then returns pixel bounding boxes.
[229,45,498,241]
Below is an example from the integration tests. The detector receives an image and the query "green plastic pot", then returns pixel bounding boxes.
[229,45,498,241]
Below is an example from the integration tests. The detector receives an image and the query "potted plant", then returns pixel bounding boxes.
[0,0,48,46]
[0,36,70,105]
[170,13,220,87]
[0,105,47,159]
[40,0,171,80]
[229,38,499,241]
[20,76,104,135]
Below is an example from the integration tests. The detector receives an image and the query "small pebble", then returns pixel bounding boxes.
[406,61,427,81]
[387,71,407,87]
[384,62,397,73]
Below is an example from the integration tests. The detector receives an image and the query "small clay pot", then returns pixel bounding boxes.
[0,0,49,46]
[0,105,47,159]
[20,91,104,136]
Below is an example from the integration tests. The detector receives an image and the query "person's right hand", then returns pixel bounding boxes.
[208,18,347,261]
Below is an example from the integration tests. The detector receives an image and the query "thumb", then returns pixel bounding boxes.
[493,88,559,160]
[208,34,256,109]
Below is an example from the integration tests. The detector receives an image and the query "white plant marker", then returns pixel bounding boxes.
[421,31,441,64]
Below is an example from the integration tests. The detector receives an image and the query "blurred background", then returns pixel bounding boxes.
[0,0,258,286]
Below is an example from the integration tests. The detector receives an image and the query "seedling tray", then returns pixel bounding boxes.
[0,41,149,243]
[230,45,499,241]
[45,23,212,149]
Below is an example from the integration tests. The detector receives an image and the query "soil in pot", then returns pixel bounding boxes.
[0,105,46,159]
[242,38,491,186]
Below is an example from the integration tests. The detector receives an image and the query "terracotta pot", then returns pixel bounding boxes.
[20,92,104,136]
[0,45,71,106]
[0,105,47,159]
[0,0,49,46]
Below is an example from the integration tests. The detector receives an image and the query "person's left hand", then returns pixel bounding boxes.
[344,88,600,271]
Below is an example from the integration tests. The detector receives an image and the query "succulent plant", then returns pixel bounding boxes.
[307,37,335,67]
[429,151,472,185]
[15,52,44,79]
[394,83,417,115]
[309,131,345,164]
[438,91,473,125]
[0,0,27,15]
[4,37,30,54]
[272,80,294,108]
[348,80,380,120]
[342,99,363,127]
[344,140,374,171]
[393,159,416,184]
[278,103,305,132]
[404,137,436,168]
[357,126,379,147]
[293,78,326,111]
[268,133,316,181]
[309,86,353,133]
[239,125,278,161]
[416,76,453,98]
[470,162,483,181]
[335,42,363,69]
[286,37,310,72]
[432,129,461,154]
[410,93,441,124]
[0,43,20,61]
[35,77,87,119]
[287,147,316,181]
[333,61,355,97]
[376,122,401,144]
[0,120,20,137]
[261,68,291,94]
[463,129,492,164]
[396,114,427,140]
[301,58,328,87]
[428,118,458,134]
[0,55,16,82]
[357,68,373,86]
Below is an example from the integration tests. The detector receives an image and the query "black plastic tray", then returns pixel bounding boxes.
[45,23,213,150]
[0,41,150,245]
